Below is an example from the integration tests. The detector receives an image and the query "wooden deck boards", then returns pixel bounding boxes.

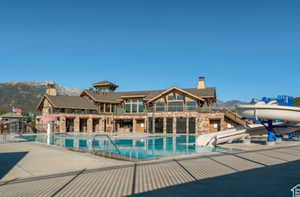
[1,145,300,197]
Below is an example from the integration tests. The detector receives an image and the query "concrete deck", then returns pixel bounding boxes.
[0,142,130,181]
[1,141,300,196]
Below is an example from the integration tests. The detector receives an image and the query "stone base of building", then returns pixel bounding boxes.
[36,111,239,135]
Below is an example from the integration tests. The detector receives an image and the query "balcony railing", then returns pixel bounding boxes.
[112,108,147,116]
[147,105,212,113]
[51,109,98,115]
[37,106,217,117]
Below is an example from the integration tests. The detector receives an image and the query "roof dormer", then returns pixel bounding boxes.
[92,80,118,93]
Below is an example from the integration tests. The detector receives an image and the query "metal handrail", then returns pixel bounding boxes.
[92,134,121,155]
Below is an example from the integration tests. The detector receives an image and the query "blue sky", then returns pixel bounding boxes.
[0,0,299,101]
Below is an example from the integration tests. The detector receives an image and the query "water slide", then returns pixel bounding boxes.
[236,101,300,123]
[196,102,300,147]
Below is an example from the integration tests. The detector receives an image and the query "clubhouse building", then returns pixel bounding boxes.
[36,77,246,134]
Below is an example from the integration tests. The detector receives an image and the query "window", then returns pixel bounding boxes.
[138,104,144,112]
[187,101,197,110]
[176,117,187,134]
[148,118,153,133]
[124,98,143,113]
[156,102,165,112]
[177,95,185,100]
[168,102,183,111]
[155,118,163,133]
[105,104,110,112]
[168,95,175,100]
[189,118,196,134]
[111,104,115,112]
[128,98,137,103]
[167,118,173,133]
[132,104,137,113]
[125,104,131,113]
[100,104,104,112]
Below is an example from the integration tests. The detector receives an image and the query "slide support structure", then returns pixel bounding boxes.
[263,120,277,142]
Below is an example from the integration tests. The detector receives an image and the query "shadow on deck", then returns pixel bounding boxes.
[0,152,28,179]
[132,159,300,197]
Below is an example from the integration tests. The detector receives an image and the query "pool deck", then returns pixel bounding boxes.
[1,141,300,196]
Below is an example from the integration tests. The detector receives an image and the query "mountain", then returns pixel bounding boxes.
[214,100,249,109]
[0,81,250,113]
[0,81,81,113]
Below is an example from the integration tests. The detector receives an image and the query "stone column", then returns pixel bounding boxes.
[145,118,148,134]
[87,118,93,133]
[99,119,104,132]
[60,116,66,133]
[220,115,227,131]
[74,117,80,132]
[173,117,177,135]
[195,117,199,135]
[152,117,155,134]
[197,114,209,134]
[163,117,167,135]
[132,119,136,133]
[96,119,101,132]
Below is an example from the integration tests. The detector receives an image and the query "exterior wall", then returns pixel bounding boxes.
[36,88,235,134]
[37,111,229,134]
[59,117,66,132]
[36,98,52,131]
[74,117,80,132]
[87,118,93,133]
[37,98,232,136]
[197,113,226,134]
[147,111,226,135]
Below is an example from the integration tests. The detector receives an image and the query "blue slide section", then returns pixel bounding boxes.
[260,95,294,106]
[245,95,296,142]
[246,95,294,124]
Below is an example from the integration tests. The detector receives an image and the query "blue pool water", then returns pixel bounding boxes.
[54,135,224,160]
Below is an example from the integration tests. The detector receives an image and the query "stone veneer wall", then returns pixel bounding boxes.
[41,111,228,134]
[147,112,227,134]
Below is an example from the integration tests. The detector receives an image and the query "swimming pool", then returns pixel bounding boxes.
[53,134,224,160]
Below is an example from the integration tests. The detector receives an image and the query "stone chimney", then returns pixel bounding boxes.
[197,76,206,89]
[46,82,57,96]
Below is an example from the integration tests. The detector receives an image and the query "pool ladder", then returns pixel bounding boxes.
[92,134,121,154]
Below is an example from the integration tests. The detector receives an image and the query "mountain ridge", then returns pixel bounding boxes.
[0,81,248,113]
[0,81,81,112]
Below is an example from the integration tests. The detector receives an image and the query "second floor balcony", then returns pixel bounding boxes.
[113,104,212,115]
[147,105,211,113]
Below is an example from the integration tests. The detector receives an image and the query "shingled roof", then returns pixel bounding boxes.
[45,95,97,110]
[83,87,216,103]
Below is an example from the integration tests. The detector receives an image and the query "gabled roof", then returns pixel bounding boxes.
[146,87,206,103]
[92,80,118,89]
[37,95,97,110]
[81,87,216,103]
